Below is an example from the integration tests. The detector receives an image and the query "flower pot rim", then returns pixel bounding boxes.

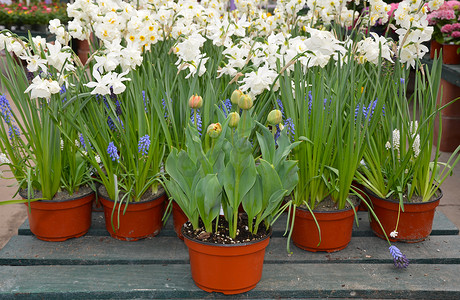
[97,185,165,204]
[363,186,443,205]
[19,186,94,203]
[181,224,272,248]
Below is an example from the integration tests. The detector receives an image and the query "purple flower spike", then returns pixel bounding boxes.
[107,142,120,162]
[389,245,409,268]
[138,135,150,156]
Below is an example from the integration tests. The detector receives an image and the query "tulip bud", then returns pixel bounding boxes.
[231,89,243,105]
[267,109,283,125]
[188,94,203,109]
[238,94,253,110]
[228,112,240,128]
[207,123,222,139]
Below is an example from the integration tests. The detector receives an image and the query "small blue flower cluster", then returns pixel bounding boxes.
[60,85,67,103]
[354,99,384,121]
[389,245,409,268]
[142,91,149,113]
[276,99,285,117]
[161,98,170,119]
[79,133,91,150]
[0,94,21,141]
[191,109,202,135]
[284,118,295,140]
[138,135,150,156]
[107,142,119,162]
[220,99,232,117]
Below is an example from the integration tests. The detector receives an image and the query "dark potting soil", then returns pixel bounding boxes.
[20,185,93,201]
[182,215,270,245]
[387,189,441,204]
[97,185,165,203]
[300,196,360,212]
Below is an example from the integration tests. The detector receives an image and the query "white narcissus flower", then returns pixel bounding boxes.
[85,71,113,95]
[239,65,279,97]
[46,42,74,72]
[111,71,131,94]
[20,54,48,73]
[24,76,61,99]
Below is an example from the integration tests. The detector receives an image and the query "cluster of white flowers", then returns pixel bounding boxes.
[0,153,11,164]
[0,0,439,99]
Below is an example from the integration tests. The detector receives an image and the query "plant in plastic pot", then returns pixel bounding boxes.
[356,57,460,242]
[0,33,94,241]
[72,67,167,241]
[164,93,299,295]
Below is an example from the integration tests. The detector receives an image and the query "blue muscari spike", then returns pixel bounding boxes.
[107,142,119,162]
[138,135,150,155]
[161,98,169,119]
[142,91,149,113]
[276,99,285,117]
[191,109,202,135]
[389,245,409,268]
[274,124,281,144]
[220,99,232,117]
[284,118,295,141]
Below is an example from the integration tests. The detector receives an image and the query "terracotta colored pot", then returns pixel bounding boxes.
[291,202,359,252]
[99,189,166,241]
[352,181,369,211]
[23,190,94,242]
[430,40,442,60]
[367,189,442,243]
[183,230,270,295]
[442,44,460,65]
[172,201,188,240]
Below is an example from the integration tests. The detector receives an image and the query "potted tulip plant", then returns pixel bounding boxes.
[163,94,299,294]
[0,32,94,241]
[356,56,460,242]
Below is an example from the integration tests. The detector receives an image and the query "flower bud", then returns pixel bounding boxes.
[238,94,253,110]
[231,89,243,105]
[228,112,240,128]
[207,123,222,139]
[188,94,203,109]
[267,109,283,125]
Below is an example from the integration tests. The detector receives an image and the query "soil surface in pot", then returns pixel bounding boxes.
[182,215,269,245]
[386,190,441,204]
[300,196,359,212]
[97,185,165,203]
[20,186,93,201]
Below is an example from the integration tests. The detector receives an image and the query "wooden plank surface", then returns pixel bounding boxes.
[0,263,459,299]
[1,235,459,266]
[17,210,460,237]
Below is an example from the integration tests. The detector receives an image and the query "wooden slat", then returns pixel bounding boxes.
[0,264,459,299]
[17,210,459,237]
[1,235,459,266]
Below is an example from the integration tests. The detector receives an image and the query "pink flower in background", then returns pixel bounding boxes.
[445,0,460,9]
[453,23,460,30]
[437,9,456,20]
[452,31,460,38]
[442,24,454,32]
[428,12,438,25]
[388,3,399,18]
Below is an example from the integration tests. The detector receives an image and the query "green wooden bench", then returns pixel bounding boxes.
[0,210,459,299]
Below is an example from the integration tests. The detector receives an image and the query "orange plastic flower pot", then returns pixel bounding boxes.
[430,40,442,60]
[24,191,94,242]
[183,231,270,295]
[172,201,188,240]
[99,191,166,241]
[291,203,358,252]
[442,44,460,65]
[368,189,442,243]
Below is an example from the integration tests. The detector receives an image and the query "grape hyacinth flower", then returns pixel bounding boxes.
[79,133,90,150]
[276,99,285,117]
[138,135,150,156]
[220,99,232,117]
[191,109,202,135]
[389,245,409,268]
[142,90,149,113]
[0,95,21,140]
[284,118,295,141]
[107,142,120,162]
